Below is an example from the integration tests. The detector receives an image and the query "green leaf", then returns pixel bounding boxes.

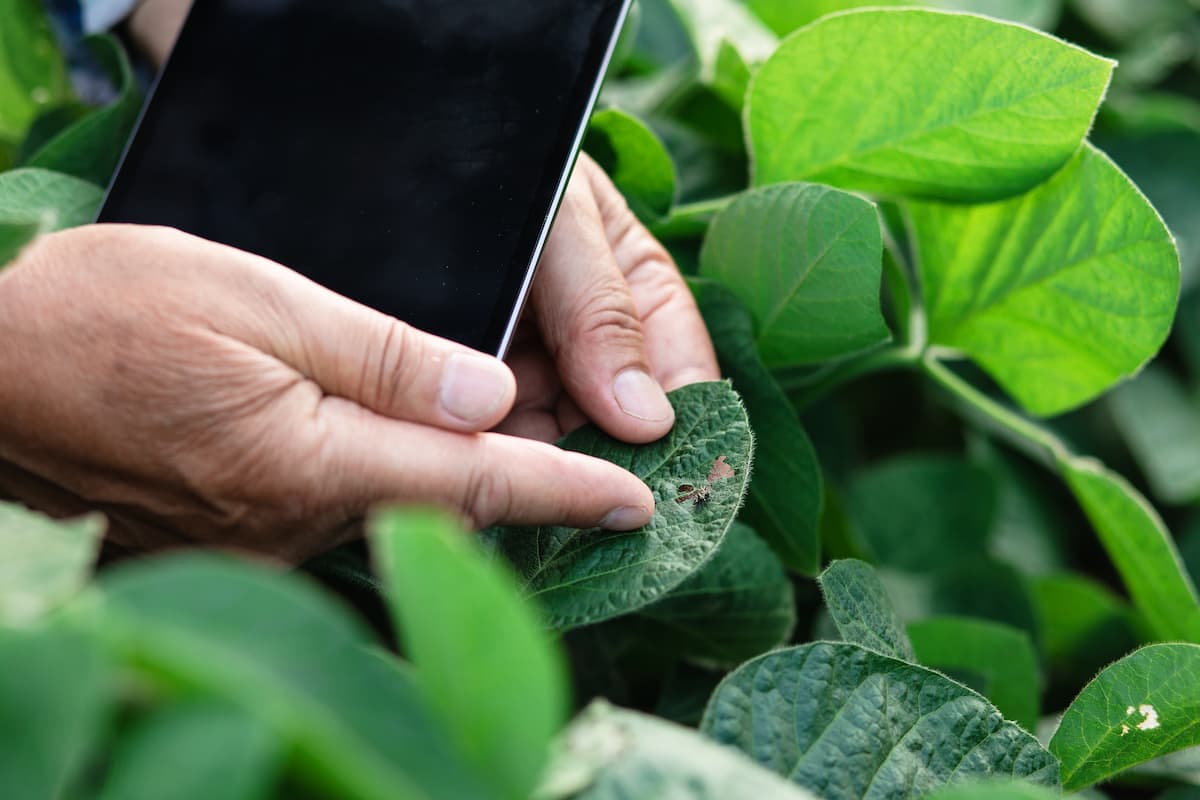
[1060,457,1200,643]
[93,554,489,800]
[0,624,111,799]
[920,781,1062,800]
[0,503,104,626]
[699,183,889,367]
[539,701,816,800]
[636,522,796,665]
[748,9,1113,201]
[1050,643,1200,790]
[1108,364,1200,505]
[818,558,915,661]
[847,455,997,573]
[913,144,1179,416]
[925,0,1062,29]
[27,35,144,187]
[0,167,104,230]
[693,280,822,572]
[712,40,752,111]
[0,217,43,269]
[908,617,1041,731]
[585,109,677,223]
[100,702,281,800]
[669,0,778,80]
[701,642,1060,797]
[1029,573,1140,691]
[371,508,567,800]
[928,559,1041,645]
[746,0,1060,35]
[0,0,71,145]
[485,381,753,630]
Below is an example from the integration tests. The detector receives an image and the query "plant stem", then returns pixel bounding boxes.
[649,194,739,241]
[919,355,1070,467]
[781,344,923,407]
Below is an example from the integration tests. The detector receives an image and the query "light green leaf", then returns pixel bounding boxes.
[745,0,1059,34]
[701,642,1060,797]
[0,503,104,626]
[908,617,1041,731]
[1060,456,1200,643]
[371,508,567,800]
[27,35,143,187]
[1050,643,1200,790]
[1030,573,1140,692]
[585,109,677,223]
[93,555,489,800]
[847,455,997,573]
[699,183,889,367]
[485,381,753,630]
[0,0,70,145]
[100,702,281,800]
[921,781,1062,800]
[0,217,43,269]
[712,40,752,111]
[748,9,1112,201]
[913,144,1179,416]
[539,701,817,800]
[669,0,778,80]
[818,558,915,661]
[0,625,111,799]
[693,280,822,572]
[1108,364,1200,505]
[0,167,104,230]
[637,522,796,665]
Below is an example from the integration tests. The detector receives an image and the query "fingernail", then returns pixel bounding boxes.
[613,369,673,423]
[600,505,652,530]
[440,353,510,424]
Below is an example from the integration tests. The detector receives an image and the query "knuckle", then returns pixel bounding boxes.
[461,456,515,527]
[375,319,426,412]
[570,287,645,351]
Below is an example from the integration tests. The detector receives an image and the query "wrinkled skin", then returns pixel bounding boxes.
[0,156,717,562]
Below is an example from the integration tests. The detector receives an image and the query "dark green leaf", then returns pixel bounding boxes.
[27,35,143,187]
[0,217,43,269]
[371,508,567,800]
[693,280,822,572]
[701,642,1060,797]
[540,701,816,800]
[585,109,677,223]
[93,555,488,800]
[921,781,1062,800]
[100,702,281,800]
[818,558,915,661]
[908,617,1041,731]
[1060,457,1200,643]
[637,522,795,665]
[1051,644,1200,790]
[847,455,997,573]
[0,167,104,230]
[0,624,111,799]
[699,183,889,367]
[928,559,1040,645]
[913,144,1179,417]
[749,9,1112,201]
[485,381,753,630]
[1108,364,1200,505]
[0,503,104,625]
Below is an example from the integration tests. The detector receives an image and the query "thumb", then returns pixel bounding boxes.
[229,249,517,432]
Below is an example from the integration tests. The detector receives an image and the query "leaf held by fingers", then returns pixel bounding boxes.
[483,381,753,631]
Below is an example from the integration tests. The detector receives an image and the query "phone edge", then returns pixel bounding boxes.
[492,0,634,360]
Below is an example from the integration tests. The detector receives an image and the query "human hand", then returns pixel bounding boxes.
[0,225,654,562]
[500,154,720,445]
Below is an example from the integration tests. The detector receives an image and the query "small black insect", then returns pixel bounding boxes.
[675,456,735,507]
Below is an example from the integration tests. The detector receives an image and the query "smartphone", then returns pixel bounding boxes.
[98,0,632,357]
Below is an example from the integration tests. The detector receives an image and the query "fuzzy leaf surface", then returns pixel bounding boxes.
[694,280,822,572]
[539,702,816,800]
[749,9,1112,201]
[485,381,753,630]
[371,509,567,800]
[585,109,677,223]
[913,145,1179,416]
[0,503,103,626]
[819,559,915,661]
[1060,457,1200,643]
[699,183,888,367]
[701,642,1060,798]
[638,522,795,665]
[1050,644,1200,790]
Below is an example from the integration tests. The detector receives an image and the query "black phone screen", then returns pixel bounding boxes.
[98,0,629,355]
